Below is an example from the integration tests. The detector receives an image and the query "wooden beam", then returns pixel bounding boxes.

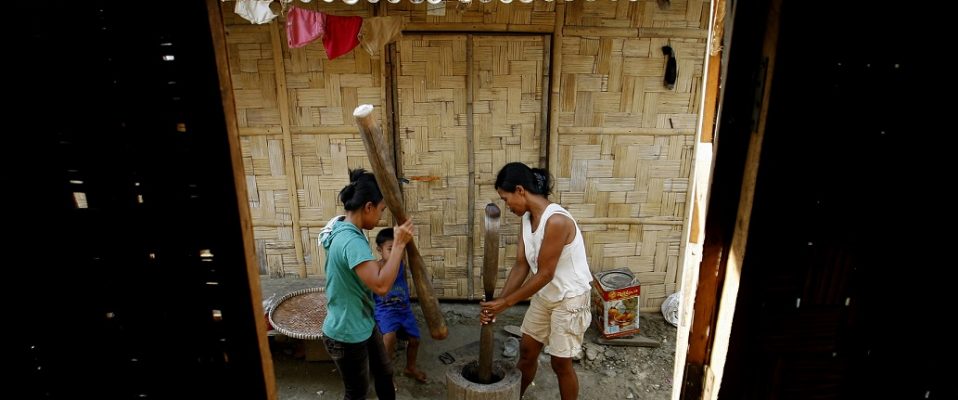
[703,0,782,397]
[239,127,284,135]
[594,335,661,348]
[563,27,708,40]
[681,0,782,398]
[205,1,276,399]
[564,27,638,38]
[558,127,695,135]
[254,220,392,228]
[377,0,392,167]
[638,28,709,39]
[404,22,554,33]
[268,18,307,278]
[387,44,403,180]
[291,126,368,135]
[671,155,709,400]
[700,51,722,143]
[241,126,382,136]
[577,217,683,226]
[539,34,552,169]
[700,0,728,143]
[466,34,476,299]
[683,206,724,400]
[548,3,565,179]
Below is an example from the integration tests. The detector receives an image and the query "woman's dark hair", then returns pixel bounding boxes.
[375,228,394,247]
[339,168,384,211]
[494,162,552,197]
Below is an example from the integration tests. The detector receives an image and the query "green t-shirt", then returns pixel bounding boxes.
[321,220,377,343]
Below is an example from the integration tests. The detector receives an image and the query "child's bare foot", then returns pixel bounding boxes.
[403,367,427,383]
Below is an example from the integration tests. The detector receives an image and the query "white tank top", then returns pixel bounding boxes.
[522,203,593,302]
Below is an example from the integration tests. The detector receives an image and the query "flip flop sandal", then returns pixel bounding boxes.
[439,352,455,365]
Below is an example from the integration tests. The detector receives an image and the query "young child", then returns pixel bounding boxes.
[374,228,427,383]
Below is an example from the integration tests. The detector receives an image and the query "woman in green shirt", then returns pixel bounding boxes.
[320,169,414,400]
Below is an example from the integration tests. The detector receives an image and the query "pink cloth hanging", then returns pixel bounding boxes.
[286,6,327,48]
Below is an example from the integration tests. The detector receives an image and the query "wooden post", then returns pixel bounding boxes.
[267,15,307,278]
[466,35,476,299]
[547,3,565,179]
[353,104,449,340]
[478,204,501,383]
[205,0,276,398]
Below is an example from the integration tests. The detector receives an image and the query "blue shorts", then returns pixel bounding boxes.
[375,307,421,339]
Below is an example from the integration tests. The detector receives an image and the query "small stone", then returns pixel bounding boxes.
[586,347,600,361]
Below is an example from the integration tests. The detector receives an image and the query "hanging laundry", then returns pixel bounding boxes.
[359,16,403,57]
[286,6,327,48]
[323,14,364,60]
[235,0,278,25]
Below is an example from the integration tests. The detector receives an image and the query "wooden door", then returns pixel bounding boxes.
[394,34,546,299]
[470,35,546,298]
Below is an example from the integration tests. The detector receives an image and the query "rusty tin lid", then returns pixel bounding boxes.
[597,269,636,290]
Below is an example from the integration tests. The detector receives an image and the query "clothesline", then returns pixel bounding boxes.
[227,0,635,4]
[232,0,637,59]
[235,1,404,59]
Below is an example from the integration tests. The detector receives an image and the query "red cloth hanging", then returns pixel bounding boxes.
[322,15,363,60]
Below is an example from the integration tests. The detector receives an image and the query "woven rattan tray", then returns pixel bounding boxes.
[268,287,327,340]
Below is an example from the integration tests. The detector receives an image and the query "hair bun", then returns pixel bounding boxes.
[530,167,552,196]
[348,168,368,183]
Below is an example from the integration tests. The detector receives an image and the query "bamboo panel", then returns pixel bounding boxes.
[471,35,545,299]
[227,13,295,277]
[554,0,706,308]
[291,3,377,277]
[226,4,378,277]
[395,35,471,298]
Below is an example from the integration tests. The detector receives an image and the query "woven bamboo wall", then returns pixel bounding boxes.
[391,33,546,298]
[555,0,705,308]
[225,3,381,278]
[470,35,546,298]
[222,0,707,309]
[394,34,472,298]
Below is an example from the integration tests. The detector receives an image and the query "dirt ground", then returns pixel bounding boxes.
[262,278,675,400]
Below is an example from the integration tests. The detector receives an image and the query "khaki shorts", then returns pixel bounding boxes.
[520,292,592,358]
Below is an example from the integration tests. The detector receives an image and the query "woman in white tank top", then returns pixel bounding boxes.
[480,162,593,400]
